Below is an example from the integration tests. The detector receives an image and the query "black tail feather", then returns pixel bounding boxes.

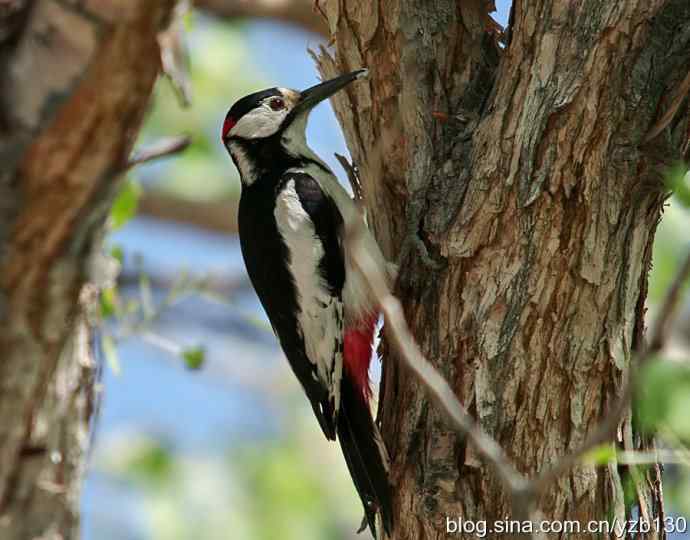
[337,376,393,537]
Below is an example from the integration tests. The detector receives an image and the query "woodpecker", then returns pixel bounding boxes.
[221,70,393,536]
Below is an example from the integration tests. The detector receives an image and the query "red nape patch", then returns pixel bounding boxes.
[344,314,378,403]
[222,116,236,140]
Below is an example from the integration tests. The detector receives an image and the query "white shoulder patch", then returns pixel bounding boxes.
[274,179,344,412]
[287,162,389,327]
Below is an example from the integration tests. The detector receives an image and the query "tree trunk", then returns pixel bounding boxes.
[0,1,175,538]
[318,1,690,538]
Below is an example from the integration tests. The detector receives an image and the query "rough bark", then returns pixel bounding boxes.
[317,1,690,538]
[0,1,175,538]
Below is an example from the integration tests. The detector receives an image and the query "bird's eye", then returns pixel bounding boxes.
[269,98,285,111]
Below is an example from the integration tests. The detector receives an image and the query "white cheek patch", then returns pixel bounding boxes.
[230,103,287,139]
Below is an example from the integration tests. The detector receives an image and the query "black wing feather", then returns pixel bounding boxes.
[291,173,345,293]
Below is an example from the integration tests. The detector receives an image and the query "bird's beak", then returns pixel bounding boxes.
[293,69,368,115]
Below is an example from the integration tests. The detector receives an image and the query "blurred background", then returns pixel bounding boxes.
[81,2,690,539]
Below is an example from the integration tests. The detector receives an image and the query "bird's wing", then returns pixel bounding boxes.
[274,171,346,435]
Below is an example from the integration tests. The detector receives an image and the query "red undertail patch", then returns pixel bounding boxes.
[343,314,378,402]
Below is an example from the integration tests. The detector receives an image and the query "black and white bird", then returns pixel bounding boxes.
[221,70,393,536]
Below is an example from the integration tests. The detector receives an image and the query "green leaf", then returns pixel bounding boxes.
[182,6,195,31]
[666,391,690,439]
[110,245,125,265]
[100,287,119,319]
[182,346,205,370]
[125,442,174,487]
[102,334,121,376]
[110,179,142,230]
[582,444,616,465]
[637,359,690,435]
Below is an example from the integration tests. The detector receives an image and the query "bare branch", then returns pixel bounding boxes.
[609,450,690,466]
[194,0,328,37]
[528,381,633,497]
[345,217,527,496]
[335,153,363,202]
[346,171,690,523]
[126,135,191,169]
[158,0,192,107]
[531,242,690,496]
[118,268,249,296]
[137,190,239,234]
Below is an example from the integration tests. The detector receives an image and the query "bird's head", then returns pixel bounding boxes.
[221,69,368,185]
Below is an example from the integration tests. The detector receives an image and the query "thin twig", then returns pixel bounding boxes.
[347,184,690,528]
[335,152,363,202]
[658,425,690,467]
[345,217,527,495]
[612,450,690,466]
[528,380,633,497]
[348,217,543,537]
[118,269,249,296]
[521,241,690,497]
[312,0,328,27]
[126,135,191,169]
[158,0,193,108]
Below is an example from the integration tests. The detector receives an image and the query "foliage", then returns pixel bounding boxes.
[110,179,142,230]
[97,6,690,539]
[182,346,206,370]
[233,442,351,540]
[91,13,368,540]
[650,166,690,301]
[634,358,690,515]
[99,432,359,540]
[637,359,690,438]
[665,163,690,209]
[135,13,260,202]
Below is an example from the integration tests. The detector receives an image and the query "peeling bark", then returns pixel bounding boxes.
[0,1,175,538]
[317,1,690,538]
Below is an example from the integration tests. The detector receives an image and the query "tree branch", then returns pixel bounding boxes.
[138,190,239,234]
[194,0,327,37]
[335,152,363,202]
[0,0,177,536]
[345,217,527,496]
[346,187,690,527]
[127,135,191,169]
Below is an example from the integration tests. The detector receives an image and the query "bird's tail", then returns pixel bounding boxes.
[337,375,393,538]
